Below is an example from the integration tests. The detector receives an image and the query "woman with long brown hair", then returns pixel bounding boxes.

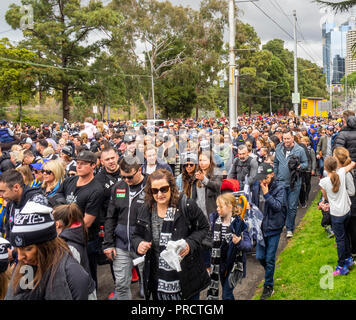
[132,169,210,300]
[5,201,92,300]
[176,152,198,197]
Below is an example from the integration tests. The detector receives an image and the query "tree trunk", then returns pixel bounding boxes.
[62,86,70,121]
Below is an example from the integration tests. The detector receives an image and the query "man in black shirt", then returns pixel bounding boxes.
[56,150,104,289]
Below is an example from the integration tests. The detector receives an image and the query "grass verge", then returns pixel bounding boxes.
[253,193,356,300]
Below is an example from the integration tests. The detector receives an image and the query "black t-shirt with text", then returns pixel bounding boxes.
[57,176,104,242]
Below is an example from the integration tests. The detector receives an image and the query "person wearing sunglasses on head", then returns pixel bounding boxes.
[176,152,198,197]
[131,169,211,300]
[102,155,148,300]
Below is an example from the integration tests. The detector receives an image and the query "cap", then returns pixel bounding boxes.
[240,127,248,132]
[310,124,317,130]
[220,179,240,193]
[10,201,57,248]
[61,145,73,157]
[255,163,274,181]
[76,150,97,163]
[182,152,198,164]
[0,237,10,273]
[30,159,49,170]
[20,137,33,145]
[124,134,136,143]
[200,140,210,150]
[0,120,8,126]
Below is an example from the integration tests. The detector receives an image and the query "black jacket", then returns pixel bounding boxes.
[261,179,287,237]
[5,252,90,300]
[334,116,356,162]
[131,195,211,300]
[59,226,96,295]
[0,151,15,173]
[102,175,148,252]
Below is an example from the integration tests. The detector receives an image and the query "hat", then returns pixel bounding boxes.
[76,150,97,163]
[124,134,136,143]
[220,179,240,193]
[240,127,247,132]
[310,124,317,130]
[255,163,274,181]
[0,120,7,126]
[30,159,49,170]
[20,137,33,145]
[200,140,210,150]
[10,202,57,248]
[61,145,73,157]
[0,237,11,273]
[182,152,198,164]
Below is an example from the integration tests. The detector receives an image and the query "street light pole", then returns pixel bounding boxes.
[229,0,236,131]
[293,10,299,116]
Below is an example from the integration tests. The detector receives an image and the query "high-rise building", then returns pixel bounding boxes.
[322,18,354,85]
[346,29,356,76]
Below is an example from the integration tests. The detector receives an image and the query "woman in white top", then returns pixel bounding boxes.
[319,156,356,276]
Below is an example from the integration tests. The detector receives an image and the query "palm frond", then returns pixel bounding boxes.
[314,0,356,13]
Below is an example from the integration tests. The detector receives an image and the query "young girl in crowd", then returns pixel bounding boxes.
[207,193,252,300]
[319,157,356,276]
[53,203,96,299]
[333,147,356,256]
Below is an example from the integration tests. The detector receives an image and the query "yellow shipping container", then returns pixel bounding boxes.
[300,98,328,117]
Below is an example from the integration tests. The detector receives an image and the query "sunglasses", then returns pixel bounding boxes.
[68,173,76,177]
[151,186,170,195]
[184,163,195,168]
[121,170,138,181]
[43,170,53,175]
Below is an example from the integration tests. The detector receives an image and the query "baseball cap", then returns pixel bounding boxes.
[76,150,97,163]
[30,159,49,170]
[61,145,73,157]
[182,152,198,164]
[124,134,136,143]
[255,163,274,181]
[20,137,33,145]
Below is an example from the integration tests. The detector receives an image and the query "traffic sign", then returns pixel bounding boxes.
[292,93,300,104]
[93,105,98,114]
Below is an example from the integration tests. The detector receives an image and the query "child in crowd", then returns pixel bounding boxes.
[319,157,356,276]
[207,193,252,300]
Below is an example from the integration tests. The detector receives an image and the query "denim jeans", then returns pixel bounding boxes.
[319,158,324,177]
[256,233,281,288]
[221,277,235,300]
[285,183,302,233]
[113,247,143,300]
[331,213,352,267]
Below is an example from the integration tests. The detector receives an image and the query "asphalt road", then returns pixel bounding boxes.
[96,177,320,300]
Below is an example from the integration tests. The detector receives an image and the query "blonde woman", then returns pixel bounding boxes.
[42,160,65,196]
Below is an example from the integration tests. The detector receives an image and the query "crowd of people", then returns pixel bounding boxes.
[0,109,355,301]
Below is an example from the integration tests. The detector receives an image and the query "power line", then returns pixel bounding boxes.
[252,2,320,65]
[0,56,153,78]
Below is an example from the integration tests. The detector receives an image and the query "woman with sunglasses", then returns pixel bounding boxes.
[42,160,65,197]
[176,153,198,197]
[132,169,211,300]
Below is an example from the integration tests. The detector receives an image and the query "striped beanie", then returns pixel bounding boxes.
[10,201,57,248]
[0,237,11,273]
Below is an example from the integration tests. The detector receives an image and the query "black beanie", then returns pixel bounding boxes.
[10,202,57,248]
[0,237,11,273]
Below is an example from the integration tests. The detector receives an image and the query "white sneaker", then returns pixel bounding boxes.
[286,231,293,238]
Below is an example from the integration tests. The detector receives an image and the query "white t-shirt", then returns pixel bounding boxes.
[319,167,351,217]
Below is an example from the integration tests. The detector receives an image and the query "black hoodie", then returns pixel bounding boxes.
[59,226,96,295]
[0,151,15,173]
[334,116,356,161]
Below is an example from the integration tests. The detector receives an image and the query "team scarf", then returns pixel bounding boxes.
[156,207,182,300]
[207,216,244,300]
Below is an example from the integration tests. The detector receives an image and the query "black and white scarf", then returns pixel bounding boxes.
[207,216,244,300]
[157,207,182,300]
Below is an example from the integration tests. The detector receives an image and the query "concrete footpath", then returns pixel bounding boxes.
[96,177,320,300]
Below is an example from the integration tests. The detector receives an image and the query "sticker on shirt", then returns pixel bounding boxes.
[116,188,126,198]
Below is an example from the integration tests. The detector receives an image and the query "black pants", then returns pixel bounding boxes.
[299,172,311,205]
[88,238,100,290]
[321,210,332,228]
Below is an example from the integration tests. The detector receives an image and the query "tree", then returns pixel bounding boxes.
[314,0,356,13]
[0,38,37,122]
[6,0,122,121]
